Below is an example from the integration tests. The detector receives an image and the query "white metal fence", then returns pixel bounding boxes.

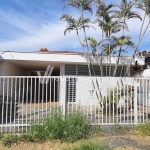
[0,76,150,133]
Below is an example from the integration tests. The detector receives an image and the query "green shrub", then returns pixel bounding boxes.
[63,112,89,142]
[19,134,33,142]
[72,143,106,150]
[2,134,19,147]
[136,122,150,136]
[29,111,89,143]
[0,133,4,140]
[30,112,65,141]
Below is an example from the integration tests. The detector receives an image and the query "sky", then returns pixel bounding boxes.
[0,0,150,52]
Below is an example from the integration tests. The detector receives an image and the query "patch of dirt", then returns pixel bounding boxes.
[115,147,140,150]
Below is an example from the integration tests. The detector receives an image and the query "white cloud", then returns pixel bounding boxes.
[0,0,150,52]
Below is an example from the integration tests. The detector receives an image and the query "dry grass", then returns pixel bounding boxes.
[0,133,150,150]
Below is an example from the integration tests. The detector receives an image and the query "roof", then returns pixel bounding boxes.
[0,50,84,55]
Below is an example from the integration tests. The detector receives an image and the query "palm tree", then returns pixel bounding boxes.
[114,0,142,35]
[63,0,95,75]
[87,37,104,76]
[96,15,128,76]
[125,0,150,76]
[64,0,93,51]
[111,36,135,76]
[60,14,94,75]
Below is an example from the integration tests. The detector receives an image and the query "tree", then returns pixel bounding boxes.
[111,35,135,76]
[87,37,103,76]
[114,0,142,35]
[60,14,95,75]
[125,0,150,76]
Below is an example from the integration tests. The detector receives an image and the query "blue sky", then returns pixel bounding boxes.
[0,0,149,52]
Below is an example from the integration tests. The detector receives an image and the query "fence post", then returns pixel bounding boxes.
[134,78,138,125]
[59,76,66,117]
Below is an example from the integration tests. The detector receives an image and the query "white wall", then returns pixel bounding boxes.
[0,61,25,96]
[76,77,135,105]
[0,61,4,76]
[4,61,25,76]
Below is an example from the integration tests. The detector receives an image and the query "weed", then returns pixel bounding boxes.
[136,122,150,136]
[1,134,19,147]
[63,112,89,142]
[29,111,89,143]
[19,134,33,142]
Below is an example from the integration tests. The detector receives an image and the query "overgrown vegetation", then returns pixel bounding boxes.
[136,122,150,136]
[0,111,89,147]
[29,111,89,142]
[1,134,19,147]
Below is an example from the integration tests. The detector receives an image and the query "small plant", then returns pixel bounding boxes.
[28,111,89,143]
[136,122,150,136]
[63,112,89,142]
[2,134,19,147]
[19,134,33,142]
[72,143,106,150]
[0,133,4,140]
[30,113,65,141]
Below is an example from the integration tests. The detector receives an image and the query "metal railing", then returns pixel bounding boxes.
[0,76,150,133]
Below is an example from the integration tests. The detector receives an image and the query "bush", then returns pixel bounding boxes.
[72,143,106,150]
[29,111,89,142]
[136,122,150,136]
[2,134,19,147]
[64,112,89,142]
[30,112,65,141]
[19,134,33,142]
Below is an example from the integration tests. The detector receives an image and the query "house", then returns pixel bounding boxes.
[0,50,149,132]
[0,50,145,105]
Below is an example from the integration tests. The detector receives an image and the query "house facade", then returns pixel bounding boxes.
[0,51,146,105]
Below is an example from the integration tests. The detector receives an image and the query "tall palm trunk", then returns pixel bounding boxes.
[120,46,128,76]
[101,25,104,76]
[81,11,95,76]
[108,31,112,76]
[138,12,146,43]
[76,29,91,76]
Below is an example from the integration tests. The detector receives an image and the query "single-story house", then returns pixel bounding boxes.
[0,50,146,106]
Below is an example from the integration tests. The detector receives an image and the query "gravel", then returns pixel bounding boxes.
[102,137,150,150]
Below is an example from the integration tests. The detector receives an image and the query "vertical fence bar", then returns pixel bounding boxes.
[145,79,149,121]
[123,80,125,124]
[127,83,129,123]
[9,78,13,133]
[1,78,5,133]
[26,77,29,133]
[50,78,51,117]
[54,77,56,113]
[38,78,40,124]
[22,78,25,133]
[40,77,43,120]
[14,78,17,133]
[30,78,32,130]
[134,78,138,125]
[34,77,36,123]
[142,79,146,123]
[6,78,9,133]
[18,78,21,133]
[113,85,114,124]
[46,77,48,118]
